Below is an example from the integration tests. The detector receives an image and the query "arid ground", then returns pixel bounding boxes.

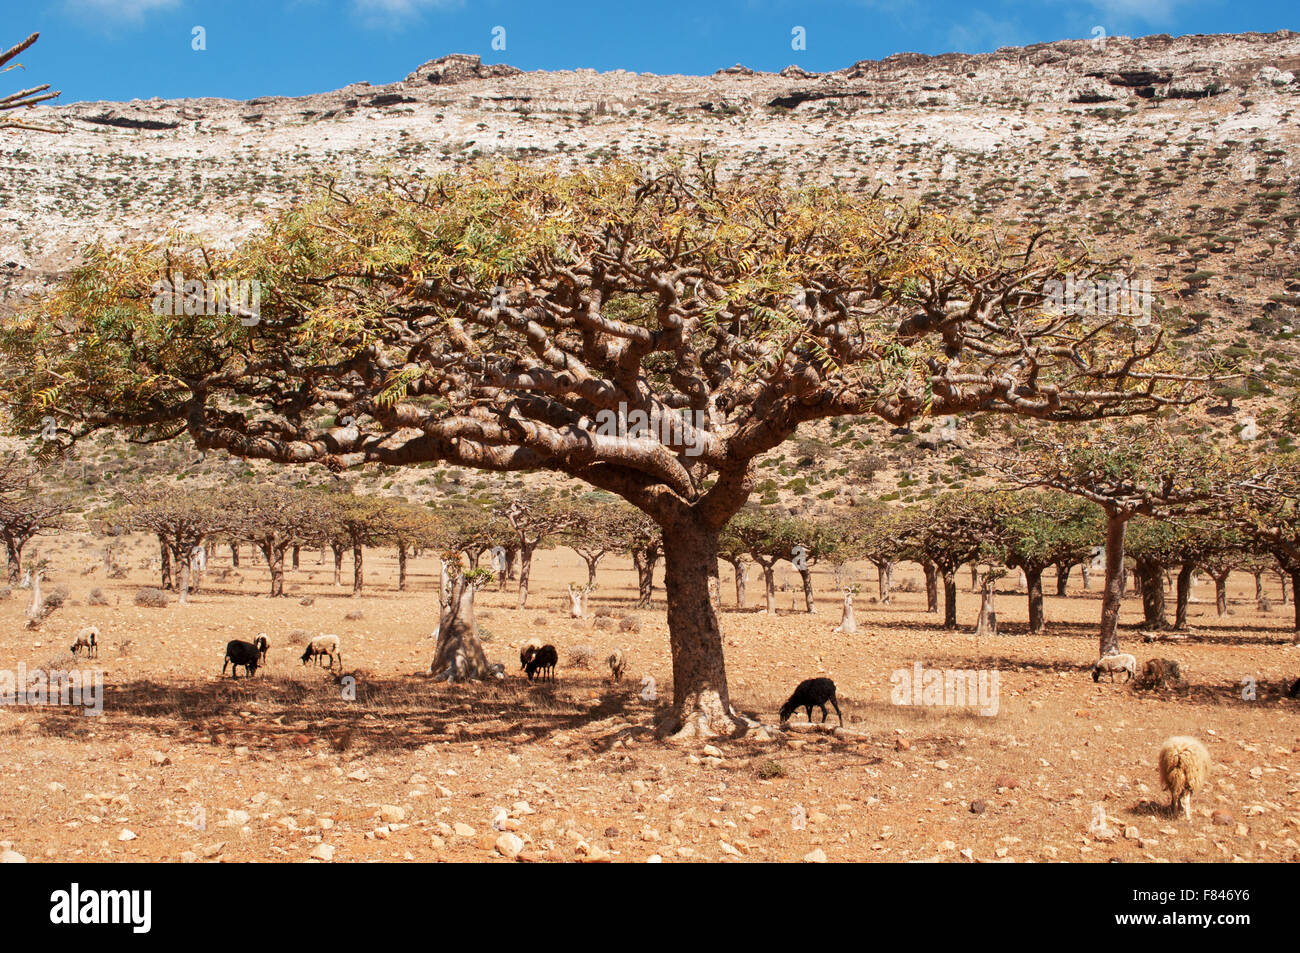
[1,534,1297,863]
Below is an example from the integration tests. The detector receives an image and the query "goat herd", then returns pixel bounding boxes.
[52,621,1253,823]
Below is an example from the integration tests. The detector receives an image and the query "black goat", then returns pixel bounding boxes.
[1288,677,1300,699]
[222,639,260,679]
[524,644,558,681]
[779,677,842,727]
[254,635,270,665]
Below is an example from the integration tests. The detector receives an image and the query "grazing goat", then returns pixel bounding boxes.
[519,637,544,670]
[300,635,341,670]
[1091,653,1137,683]
[780,677,843,727]
[222,639,260,679]
[1158,736,1211,821]
[254,634,269,665]
[607,647,627,682]
[70,625,99,659]
[524,644,558,681]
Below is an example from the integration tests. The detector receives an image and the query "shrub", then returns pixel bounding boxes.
[567,644,595,668]
[87,587,109,606]
[134,587,169,608]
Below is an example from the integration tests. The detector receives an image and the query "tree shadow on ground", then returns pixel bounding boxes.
[24,670,667,755]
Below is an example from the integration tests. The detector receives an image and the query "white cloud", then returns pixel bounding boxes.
[351,0,463,20]
[64,0,181,19]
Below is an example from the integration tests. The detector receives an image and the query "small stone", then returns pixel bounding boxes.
[895,738,911,751]
[453,822,476,838]
[378,805,406,824]
[118,830,136,841]
[1212,810,1235,826]
[309,843,335,861]
[495,832,525,860]
[0,850,26,863]
[994,775,1020,790]
[803,848,828,863]
[970,799,987,815]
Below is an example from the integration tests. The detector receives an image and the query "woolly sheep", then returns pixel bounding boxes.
[1158,736,1210,821]
[70,625,99,659]
[300,634,341,670]
[1091,653,1137,683]
[519,637,544,670]
[607,647,627,682]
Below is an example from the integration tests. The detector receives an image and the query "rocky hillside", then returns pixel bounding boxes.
[1,31,1298,514]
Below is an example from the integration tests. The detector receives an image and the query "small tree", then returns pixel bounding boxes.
[994,492,1101,634]
[500,493,583,609]
[1009,424,1244,655]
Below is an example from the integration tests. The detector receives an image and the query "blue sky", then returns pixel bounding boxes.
[7,0,1296,104]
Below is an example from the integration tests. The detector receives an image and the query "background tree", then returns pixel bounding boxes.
[902,494,988,630]
[217,485,322,597]
[1010,424,1245,655]
[994,491,1101,635]
[1,160,1197,737]
[500,493,583,610]
[386,501,444,591]
[115,487,217,600]
[321,491,397,594]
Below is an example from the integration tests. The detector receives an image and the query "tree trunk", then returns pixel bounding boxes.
[662,519,739,739]
[834,588,856,634]
[1080,562,1091,590]
[398,545,408,591]
[584,555,599,588]
[178,549,190,605]
[431,576,492,680]
[762,564,776,614]
[1135,557,1167,629]
[332,544,344,586]
[1254,572,1263,602]
[5,539,19,585]
[798,568,816,613]
[1174,563,1193,629]
[708,558,722,609]
[974,574,997,637]
[1054,562,1071,597]
[262,543,286,597]
[1213,570,1230,616]
[160,539,172,590]
[874,560,893,605]
[230,541,240,568]
[517,542,535,609]
[970,563,978,591]
[942,569,957,630]
[292,545,300,570]
[1291,570,1300,638]
[567,584,586,619]
[1098,513,1127,657]
[923,562,938,613]
[1026,566,1044,635]
[632,547,658,608]
[727,558,748,608]
[352,543,364,594]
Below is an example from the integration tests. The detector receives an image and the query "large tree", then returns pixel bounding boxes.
[0,161,1194,738]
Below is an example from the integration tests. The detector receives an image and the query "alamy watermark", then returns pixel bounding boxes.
[890,661,999,716]
[0,664,103,716]
[591,403,708,457]
[151,274,261,325]
[1042,274,1152,326]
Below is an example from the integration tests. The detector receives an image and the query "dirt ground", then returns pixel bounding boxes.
[1,534,1297,863]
